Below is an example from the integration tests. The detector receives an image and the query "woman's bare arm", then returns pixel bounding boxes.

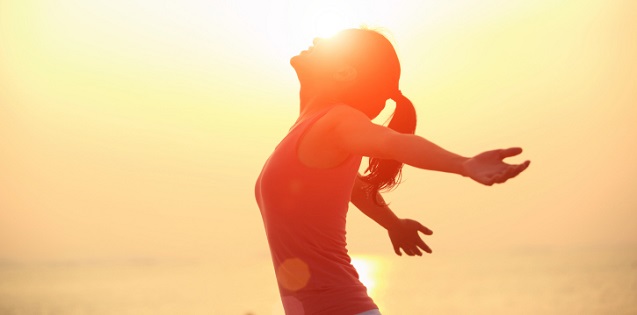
[350,174,400,230]
[350,174,433,256]
[326,105,530,185]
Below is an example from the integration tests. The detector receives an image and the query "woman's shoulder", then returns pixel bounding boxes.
[321,103,370,126]
[295,103,371,137]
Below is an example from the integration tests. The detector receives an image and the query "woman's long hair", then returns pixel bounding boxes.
[362,92,417,197]
[333,29,418,200]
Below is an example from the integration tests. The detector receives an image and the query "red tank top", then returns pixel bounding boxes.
[255,105,378,315]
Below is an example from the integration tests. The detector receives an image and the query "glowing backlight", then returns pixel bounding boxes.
[351,255,381,296]
[314,9,349,39]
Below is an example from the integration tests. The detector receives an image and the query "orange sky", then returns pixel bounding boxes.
[1,0,636,263]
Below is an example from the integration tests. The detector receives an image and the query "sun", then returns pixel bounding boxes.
[260,3,362,62]
[313,9,351,39]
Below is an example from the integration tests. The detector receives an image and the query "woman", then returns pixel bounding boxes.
[254,28,530,315]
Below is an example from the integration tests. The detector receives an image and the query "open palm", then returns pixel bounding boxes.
[387,219,433,256]
[462,147,530,186]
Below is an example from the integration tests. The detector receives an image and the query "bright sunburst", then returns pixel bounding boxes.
[313,8,350,39]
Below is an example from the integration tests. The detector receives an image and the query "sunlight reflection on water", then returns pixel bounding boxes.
[351,254,384,297]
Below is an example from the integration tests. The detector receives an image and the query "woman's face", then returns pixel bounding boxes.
[291,29,399,105]
[290,35,347,85]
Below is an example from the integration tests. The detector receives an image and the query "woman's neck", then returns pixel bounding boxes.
[299,86,338,118]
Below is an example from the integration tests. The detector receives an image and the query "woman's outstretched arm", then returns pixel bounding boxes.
[326,105,530,185]
[351,174,433,256]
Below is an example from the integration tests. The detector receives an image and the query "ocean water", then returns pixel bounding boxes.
[1,248,635,315]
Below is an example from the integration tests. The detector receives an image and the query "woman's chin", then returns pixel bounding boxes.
[290,50,312,64]
[290,54,304,68]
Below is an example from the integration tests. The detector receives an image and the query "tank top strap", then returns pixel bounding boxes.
[288,104,342,134]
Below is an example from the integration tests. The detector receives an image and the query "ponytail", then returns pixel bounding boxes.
[361,91,417,203]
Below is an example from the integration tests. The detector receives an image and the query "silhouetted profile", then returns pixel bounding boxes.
[254,28,530,315]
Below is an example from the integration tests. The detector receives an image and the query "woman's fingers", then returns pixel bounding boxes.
[520,160,531,172]
[508,161,529,179]
[469,149,530,185]
[392,241,402,256]
[499,147,523,159]
[417,222,433,235]
[417,238,432,254]
[396,242,431,256]
[401,245,421,256]
[494,165,517,184]
[391,221,434,257]
[498,160,531,183]
[485,159,531,185]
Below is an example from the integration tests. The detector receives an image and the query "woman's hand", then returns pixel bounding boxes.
[462,147,530,186]
[387,219,433,256]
